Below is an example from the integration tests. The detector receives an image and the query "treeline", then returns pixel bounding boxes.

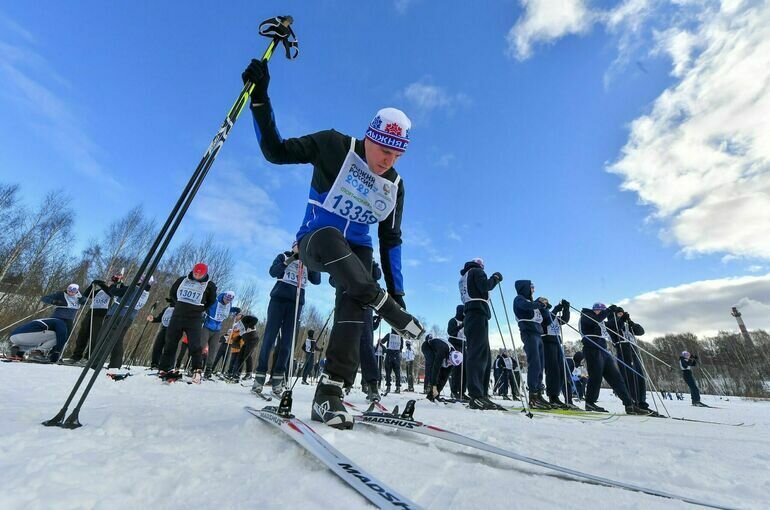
[0,182,330,366]
[563,330,770,398]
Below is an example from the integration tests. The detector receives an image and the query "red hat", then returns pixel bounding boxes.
[193,263,208,275]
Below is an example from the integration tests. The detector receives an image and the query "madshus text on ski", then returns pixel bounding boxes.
[1,16,732,509]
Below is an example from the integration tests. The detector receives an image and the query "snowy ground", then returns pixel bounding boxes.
[1,363,768,510]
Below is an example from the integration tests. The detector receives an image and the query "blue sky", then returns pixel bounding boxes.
[2,1,769,343]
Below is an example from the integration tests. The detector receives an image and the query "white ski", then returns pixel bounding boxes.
[244,406,421,509]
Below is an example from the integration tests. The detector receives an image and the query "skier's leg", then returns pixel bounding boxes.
[358,311,379,387]
[272,300,297,387]
[584,348,604,404]
[160,316,184,371]
[464,311,486,398]
[521,331,542,393]
[300,227,422,338]
[257,299,282,375]
[70,309,93,361]
[603,353,634,406]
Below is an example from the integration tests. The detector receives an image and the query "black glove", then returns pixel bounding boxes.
[560,299,570,309]
[372,315,382,330]
[607,304,619,313]
[393,294,406,309]
[242,58,270,104]
[491,272,503,282]
[623,312,631,321]
[692,354,699,360]
[283,252,298,265]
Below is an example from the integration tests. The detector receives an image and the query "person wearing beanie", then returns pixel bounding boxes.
[447,304,468,400]
[64,275,124,365]
[606,307,656,413]
[679,351,704,406]
[382,329,404,395]
[301,329,320,385]
[147,298,174,370]
[201,290,242,379]
[242,58,425,429]
[458,258,504,411]
[578,303,646,414]
[423,334,464,402]
[252,249,321,397]
[567,351,587,400]
[512,281,552,409]
[540,298,576,409]
[104,273,155,375]
[158,263,217,384]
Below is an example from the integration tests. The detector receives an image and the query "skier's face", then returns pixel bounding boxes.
[364,139,402,175]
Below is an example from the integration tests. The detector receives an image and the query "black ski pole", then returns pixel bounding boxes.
[124,301,157,369]
[42,16,298,429]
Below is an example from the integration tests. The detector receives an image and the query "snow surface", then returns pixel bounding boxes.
[1,363,768,510]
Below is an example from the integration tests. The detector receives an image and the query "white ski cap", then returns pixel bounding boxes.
[472,257,485,269]
[224,290,236,299]
[365,107,411,152]
[66,283,80,293]
[449,350,463,366]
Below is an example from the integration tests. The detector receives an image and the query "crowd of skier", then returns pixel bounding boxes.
[2,54,709,431]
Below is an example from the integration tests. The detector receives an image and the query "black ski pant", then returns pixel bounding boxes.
[299,226,378,387]
[384,351,401,389]
[543,339,567,399]
[106,312,138,369]
[682,370,701,403]
[150,326,168,369]
[583,347,633,406]
[212,342,229,372]
[497,370,517,397]
[202,327,222,371]
[405,360,414,389]
[521,329,544,393]
[302,351,315,381]
[71,308,107,360]
[616,342,647,405]
[464,310,491,399]
[257,298,300,381]
[235,335,259,376]
[160,315,204,371]
[423,338,452,392]
[359,311,379,386]
[175,342,188,369]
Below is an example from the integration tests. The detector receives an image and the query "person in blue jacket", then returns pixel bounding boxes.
[458,258,504,410]
[243,58,425,429]
[202,290,241,378]
[579,303,647,414]
[513,280,551,409]
[252,249,321,397]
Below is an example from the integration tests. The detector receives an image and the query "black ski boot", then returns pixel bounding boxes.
[692,401,709,407]
[469,396,501,410]
[311,374,354,430]
[394,387,401,394]
[366,385,381,403]
[585,401,609,413]
[625,405,649,415]
[548,395,570,410]
[528,392,553,410]
[251,373,266,394]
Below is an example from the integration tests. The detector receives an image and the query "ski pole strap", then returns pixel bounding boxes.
[259,16,299,59]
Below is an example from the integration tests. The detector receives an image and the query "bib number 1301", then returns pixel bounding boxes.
[331,195,377,224]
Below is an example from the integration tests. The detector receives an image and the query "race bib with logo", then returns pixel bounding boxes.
[177,279,207,305]
[387,333,401,351]
[547,319,561,337]
[161,307,174,327]
[281,259,308,288]
[503,357,513,370]
[213,301,232,322]
[92,290,111,310]
[316,138,399,225]
[114,289,149,310]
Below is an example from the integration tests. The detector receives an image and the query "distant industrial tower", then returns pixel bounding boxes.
[731,307,754,346]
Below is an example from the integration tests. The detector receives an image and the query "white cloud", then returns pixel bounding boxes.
[401,79,470,116]
[617,273,770,339]
[0,29,118,188]
[506,0,595,60]
[447,229,462,242]
[190,166,295,254]
[609,1,770,259]
[394,0,417,15]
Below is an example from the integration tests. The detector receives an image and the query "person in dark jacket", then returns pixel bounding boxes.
[230,315,259,378]
[494,351,519,400]
[680,351,704,406]
[301,329,320,384]
[458,258,504,410]
[148,300,174,369]
[66,275,123,363]
[447,304,468,400]
[158,263,217,383]
[382,330,404,394]
[541,298,574,408]
[252,249,321,396]
[579,303,646,414]
[104,275,154,374]
[569,351,587,400]
[243,58,425,429]
[423,334,464,401]
[606,308,654,412]
[513,280,551,409]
